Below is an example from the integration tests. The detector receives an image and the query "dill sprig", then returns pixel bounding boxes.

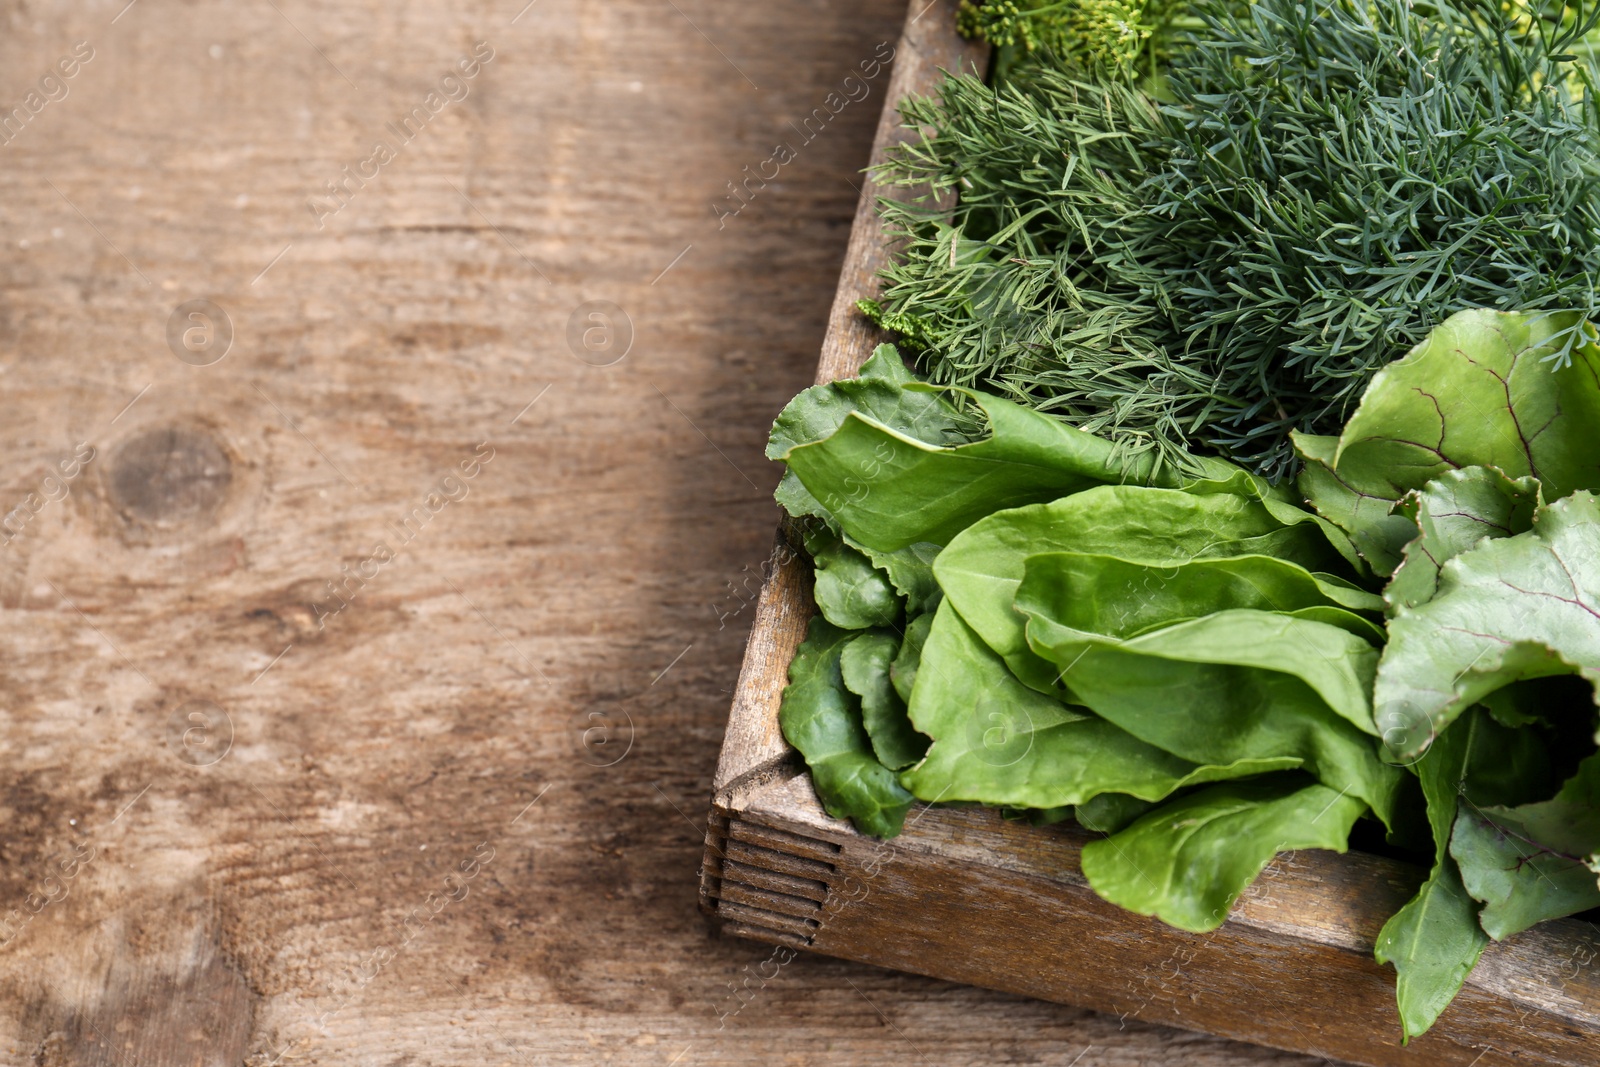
[871,0,1600,478]
[955,0,1197,82]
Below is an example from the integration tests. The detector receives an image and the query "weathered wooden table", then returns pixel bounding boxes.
[0,1,1333,1062]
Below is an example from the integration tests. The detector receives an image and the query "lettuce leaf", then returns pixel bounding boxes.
[779,616,913,836]
[1017,603,1404,827]
[840,631,928,771]
[1080,777,1366,932]
[935,486,1353,693]
[1018,551,1384,642]
[899,603,1299,808]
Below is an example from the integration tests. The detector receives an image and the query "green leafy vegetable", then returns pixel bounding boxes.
[769,344,969,520]
[902,601,1299,809]
[805,526,901,630]
[1452,751,1600,940]
[1376,710,1487,1041]
[1073,792,1157,834]
[779,617,914,837]
[1293,433,1420,577]
[889,610,934,704]
[1019,552,1384,641]
[1019,601,1404,825]
[840,631,928,771]
[935,484,1351,691]
[1385,468,1540,614]
[855,539,942,616]
[1452,809,1600,941]
[1298,308,1600,575]
[1324,310,1600,504]
[779,356,1236,552]
[768,311,1600,1041]
[1080,777,1366,931]
[1376,865,1486,1043]
[1375,492,1600,760]
[901,604,1299,807]
[1376,707,1556,1038]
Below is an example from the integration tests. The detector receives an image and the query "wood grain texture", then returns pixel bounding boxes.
[702,3,1600,1065]
[0,0,1353,1064]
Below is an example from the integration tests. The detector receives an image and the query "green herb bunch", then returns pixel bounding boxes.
[955,0,1194,80]
[873,0,1600,478]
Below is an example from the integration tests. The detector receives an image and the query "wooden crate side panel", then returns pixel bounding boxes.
[815,831,1600,1067]
[709,773,1600,1067]
[719,799,1600,1067]
[709,529,810,796]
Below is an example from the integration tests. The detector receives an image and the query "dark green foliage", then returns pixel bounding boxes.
[874,0,1600,477]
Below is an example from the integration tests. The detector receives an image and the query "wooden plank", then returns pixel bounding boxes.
[700,2,1600,1064]
[5,0,1317,1064]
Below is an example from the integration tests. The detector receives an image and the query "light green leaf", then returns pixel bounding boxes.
[1375,712,1483,1042]
[1297,309,1600,575]
[1452,808,1600,942]
[780,380,1243,554]
[779,616,913,837]
[1385,467,1540,614]
[1189,462,1369,575]
[1017,600,1402,824]
[1080,778,1366,932]
[1332,309,1600,504]
[1374,492,1600,761]
[840,631,928,771]
[805,527,901,630]
[1473,748,1600,857]
[935,485,1352,692]
[1279,605,1387,646]
[1015,551,1383,641]
[1294,432,1420,576]
[899,604,1299,808]
[1375,707,1548,1040]
[769,344,967,520]
[1374,864,1487,1044]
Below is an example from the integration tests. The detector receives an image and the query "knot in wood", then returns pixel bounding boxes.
[108,427,232,527]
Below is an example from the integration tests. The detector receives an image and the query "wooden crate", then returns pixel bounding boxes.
[697,2,1600,1063]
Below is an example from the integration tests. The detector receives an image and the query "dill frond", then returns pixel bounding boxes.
[875,0,1600,478]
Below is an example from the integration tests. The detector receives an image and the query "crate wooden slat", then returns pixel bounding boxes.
[699,3,1600,1064]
